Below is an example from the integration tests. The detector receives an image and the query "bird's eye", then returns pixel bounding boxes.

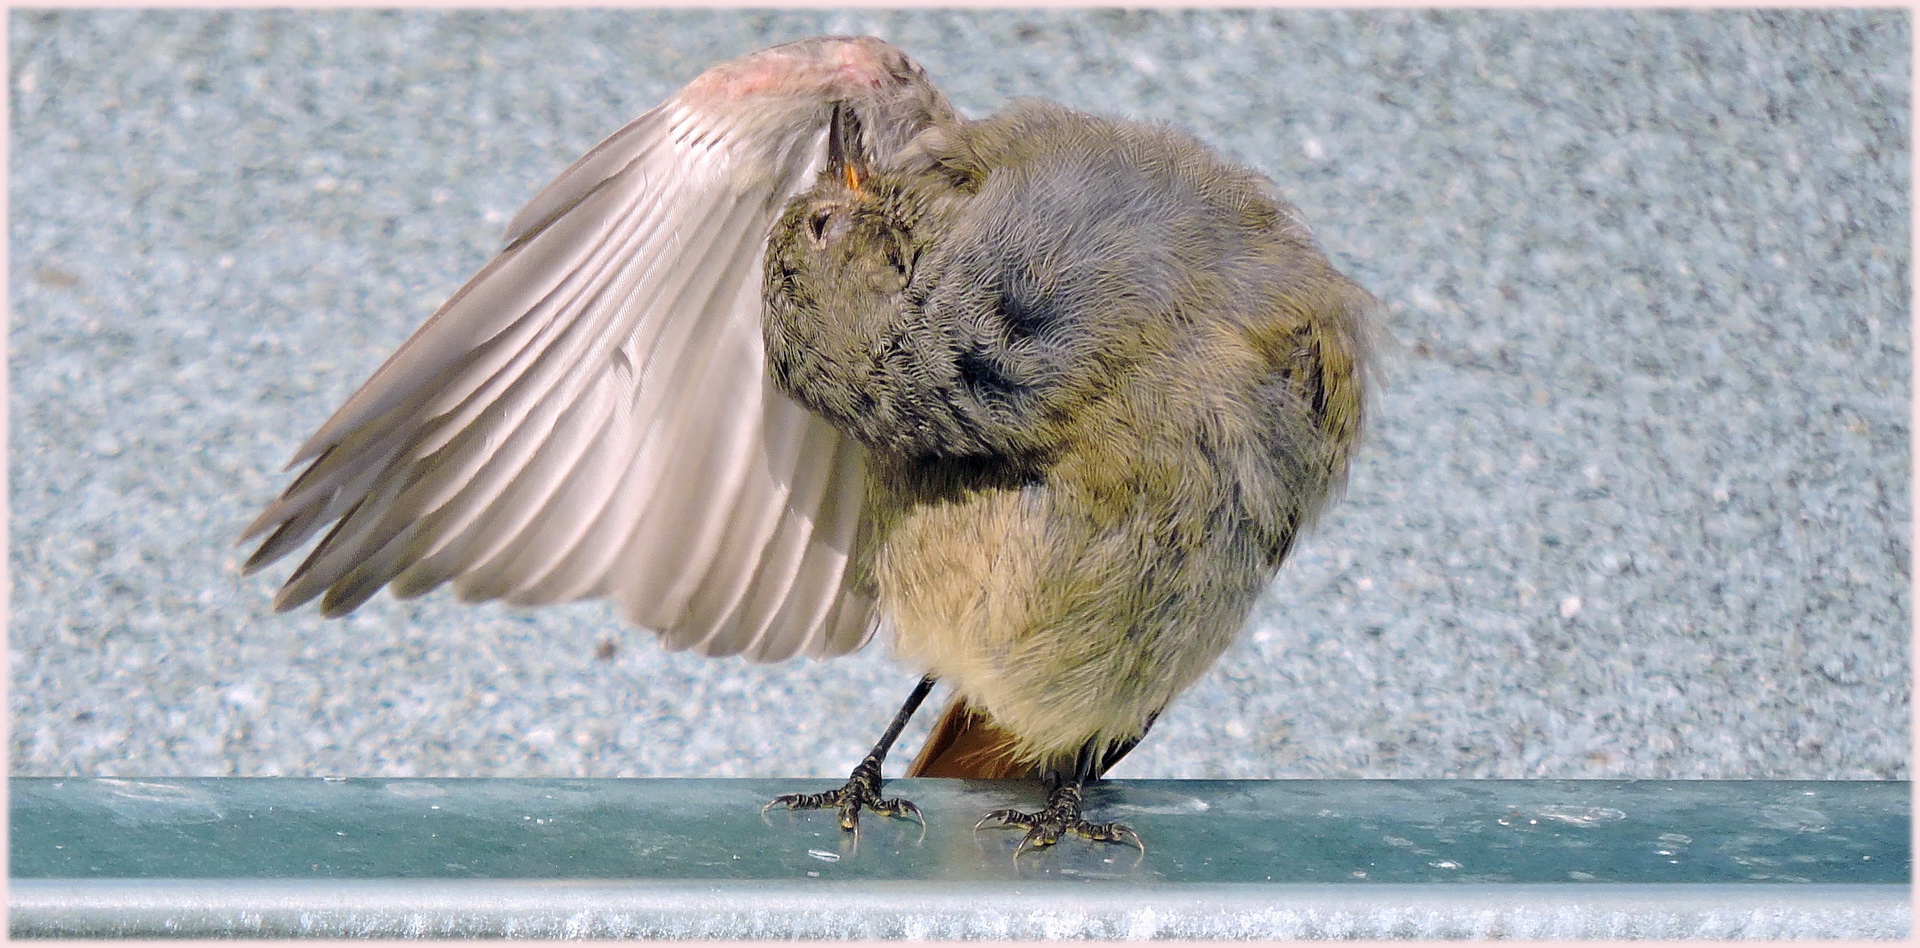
[807,209,834,246]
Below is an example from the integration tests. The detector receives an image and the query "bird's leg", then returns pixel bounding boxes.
[975,740,1143,853]
[765,676,935,833]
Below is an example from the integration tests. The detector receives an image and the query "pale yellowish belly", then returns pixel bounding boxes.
[873,482,1251,770]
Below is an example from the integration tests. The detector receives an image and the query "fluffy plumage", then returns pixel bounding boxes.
[243,37,1376,802]
[765,101,1375,773]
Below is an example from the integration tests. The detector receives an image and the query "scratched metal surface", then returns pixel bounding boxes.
[10,778,1909,938]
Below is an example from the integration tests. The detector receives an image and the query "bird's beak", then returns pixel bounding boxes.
[827,101,871,195]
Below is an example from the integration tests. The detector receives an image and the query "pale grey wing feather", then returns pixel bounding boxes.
[676,384,840,657]
[279,124,674,474]
[603,384,875,660]
[240,132,677,560]
[691,410,872,661]
[473,191,775,604]
[270,155,700,614]
[246,91,881,662]
[501,108,676,249]
[426,187,761,602]
[763,431,872,660]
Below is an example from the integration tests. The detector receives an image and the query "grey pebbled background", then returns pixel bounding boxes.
[11,9,1909,780]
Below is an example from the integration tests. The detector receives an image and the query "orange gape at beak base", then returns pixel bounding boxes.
[828,101,870,196]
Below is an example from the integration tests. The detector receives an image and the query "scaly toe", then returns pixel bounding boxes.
[763,791,828,814]
[1073,819,1144,853]
[974,808,1035,832]
[874,797,926,826]
[765,763,921,837]
[975,803,1145,856]
[1015,824,1065,854]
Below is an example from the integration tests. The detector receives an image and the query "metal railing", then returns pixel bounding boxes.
[10,777,1910,938]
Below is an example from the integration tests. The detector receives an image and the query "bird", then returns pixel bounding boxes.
[240,35,1378,852]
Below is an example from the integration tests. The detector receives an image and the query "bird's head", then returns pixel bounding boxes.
[766,101,946,320]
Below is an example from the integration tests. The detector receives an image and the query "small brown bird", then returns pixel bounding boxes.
[242,36,1376,851]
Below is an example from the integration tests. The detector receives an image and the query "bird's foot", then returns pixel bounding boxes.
[975,780,1143,855]
[764,754,923,834]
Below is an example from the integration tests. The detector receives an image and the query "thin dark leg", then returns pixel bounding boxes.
[1094,710,1159,777]
[869,675,937,760]
[975,736,1144,853]
[764,677,936,832]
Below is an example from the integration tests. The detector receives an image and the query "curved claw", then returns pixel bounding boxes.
[1109,823,1147,856]
[1013,826,1061,857]
[973,808,1028,833]
[892,799,929,843]
[887,798,927,829]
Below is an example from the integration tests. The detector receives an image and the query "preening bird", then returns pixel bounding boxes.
[241,35,1377,850]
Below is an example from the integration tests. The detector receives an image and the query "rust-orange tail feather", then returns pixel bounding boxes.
[905,696,1035,779]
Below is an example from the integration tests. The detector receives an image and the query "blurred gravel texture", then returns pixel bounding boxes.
[10,9,1909,780]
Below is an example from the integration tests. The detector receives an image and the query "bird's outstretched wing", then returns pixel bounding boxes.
[241,37,954,661]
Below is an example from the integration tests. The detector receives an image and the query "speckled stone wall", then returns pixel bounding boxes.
[10,9,1908,780]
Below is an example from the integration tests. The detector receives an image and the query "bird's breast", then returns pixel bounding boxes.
[864,441,1261,768]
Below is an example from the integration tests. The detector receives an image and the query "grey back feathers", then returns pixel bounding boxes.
[766,99,1374,536]
[755,94,1374,765]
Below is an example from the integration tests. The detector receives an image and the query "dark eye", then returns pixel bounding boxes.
[807,209,834,245]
